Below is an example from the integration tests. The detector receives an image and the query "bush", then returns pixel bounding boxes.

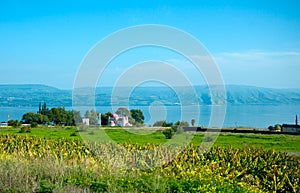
[8,120,22,128]
[30,122,38,128]
[19,126,31,133]
[70,132,77,137]
[77,123,88,132]
[162,128,175,139]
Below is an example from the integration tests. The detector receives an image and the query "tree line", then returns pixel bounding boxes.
[14,103,192,131]
[21,103,81,126]
[19,103,145,127]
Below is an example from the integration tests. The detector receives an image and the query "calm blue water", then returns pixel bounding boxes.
[1,105,300,128]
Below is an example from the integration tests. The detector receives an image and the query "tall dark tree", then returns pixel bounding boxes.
[38,102,41,114]
[130,109,144,125]
[85,110,90,118]
[38,102,50,117]
[101,112,112,126]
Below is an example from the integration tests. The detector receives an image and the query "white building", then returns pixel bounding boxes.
[0,122,8,127]
[108,113,132,127]
[82,118,90,126]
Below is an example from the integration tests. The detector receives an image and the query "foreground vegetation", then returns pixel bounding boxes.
[0,128,299,192]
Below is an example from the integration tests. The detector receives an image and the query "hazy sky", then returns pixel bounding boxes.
[0,0,299,89]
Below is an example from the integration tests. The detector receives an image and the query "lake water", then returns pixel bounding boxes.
[1,104,300,128]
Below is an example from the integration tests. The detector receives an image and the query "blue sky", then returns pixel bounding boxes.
[0,0,300,89]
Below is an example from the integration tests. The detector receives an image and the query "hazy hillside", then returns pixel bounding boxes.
[1,84,300,107]
[0,84,71,107]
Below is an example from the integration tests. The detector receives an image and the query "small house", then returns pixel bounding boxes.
[82,118,90,126]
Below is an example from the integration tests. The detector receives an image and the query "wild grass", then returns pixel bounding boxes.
[0,133,299,192]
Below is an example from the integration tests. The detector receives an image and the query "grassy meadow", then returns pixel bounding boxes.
[0,126,299,192]
[1,126,300,152]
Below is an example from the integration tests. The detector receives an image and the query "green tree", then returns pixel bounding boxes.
[65,111,74,126]
[162,128,175,139]
[116,107,131,117]
[101,112,112,126]
[175,121,189,127]
[130,109,145,126]
[84,110,91,118]
[38,102,50,117]
[268,125,275,131]
[116,107,134,124]
[72,110,82,125]
[30,122,38,128]
[153,120,173,127]
[172,121,189,134]
[22,112,49,124]
[8,120,21,128]
[50,107,68,125]
[89,109,99,125]
[83,109,99,125]
[275,124,282,132]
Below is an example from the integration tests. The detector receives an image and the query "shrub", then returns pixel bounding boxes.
[19,126,31,133]
[171,125,184,134]
[162,128,175,139]
[77,123,88,132]
[8,120,22,128]
[30,122,38,128]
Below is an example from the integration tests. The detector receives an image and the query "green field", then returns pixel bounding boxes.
[1,127,300,153]
[0,127,299,192]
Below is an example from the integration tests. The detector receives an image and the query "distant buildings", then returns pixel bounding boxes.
[82,118,90,126]
[281,115,300,133]
[0,122,8,127]
[81,112,132,127]
[82,113,101,126]
[108,113,132,127]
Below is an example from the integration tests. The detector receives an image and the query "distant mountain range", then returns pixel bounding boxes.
[0,84,300,107]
